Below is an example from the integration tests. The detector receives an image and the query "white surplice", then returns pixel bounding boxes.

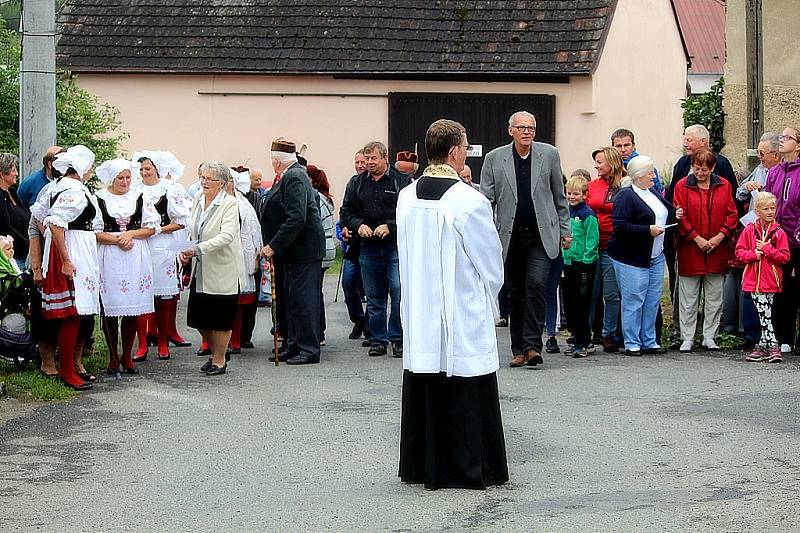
[396,164,504,378]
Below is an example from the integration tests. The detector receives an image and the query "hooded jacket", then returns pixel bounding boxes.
[765,159,800,249]
[735,221,790,293]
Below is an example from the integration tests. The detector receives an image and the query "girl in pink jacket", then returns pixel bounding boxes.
[735,192,791,362]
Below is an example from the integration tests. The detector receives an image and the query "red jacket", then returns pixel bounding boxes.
[673,174,738,276]
[735,221,790,293]
[586,177,617,250]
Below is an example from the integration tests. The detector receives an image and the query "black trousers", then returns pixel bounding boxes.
[563,262,596,347]
[505,226,551,354]
[773,248,800,346]
[273,258,287,337]
[284,260,322,360]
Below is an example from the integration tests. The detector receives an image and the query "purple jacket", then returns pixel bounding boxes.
[765,159,800,249]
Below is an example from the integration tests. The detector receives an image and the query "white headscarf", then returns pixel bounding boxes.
[96,158,133,187]
[131,150,185,180]
[53,145,95,177]
[230,167,251,195]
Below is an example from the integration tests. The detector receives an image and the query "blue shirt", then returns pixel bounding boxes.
[17,168,49,208]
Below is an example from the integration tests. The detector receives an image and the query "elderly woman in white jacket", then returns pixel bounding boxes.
[179,161,245,376]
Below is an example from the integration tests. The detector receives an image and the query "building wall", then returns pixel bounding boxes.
[723,0,800,170]
[73,0,687,202]
[588,0,688,183]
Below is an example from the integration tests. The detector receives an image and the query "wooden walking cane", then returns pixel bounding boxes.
[269,259,279,366]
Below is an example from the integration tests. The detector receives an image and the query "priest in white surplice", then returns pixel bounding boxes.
[396,119,508,490]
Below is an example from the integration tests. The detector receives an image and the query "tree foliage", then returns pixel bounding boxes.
[0,25,127,163]
[681,78,725,153]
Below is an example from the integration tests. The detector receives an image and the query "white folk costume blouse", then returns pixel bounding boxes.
[140,179,192,296]
[234,191,263,294]
[36,178,104,316]
[396,164,504,378]
[95,188,161,316]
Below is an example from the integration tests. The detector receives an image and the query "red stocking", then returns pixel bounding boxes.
[201,337,209,351]
[135,314,150,358]
[166,296,187,343]
[230,305,243,350]
[58,316,86,388]
[121,316,138,369]
[155,298,170,358]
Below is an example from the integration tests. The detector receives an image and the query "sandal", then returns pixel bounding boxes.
[77,371,96,382]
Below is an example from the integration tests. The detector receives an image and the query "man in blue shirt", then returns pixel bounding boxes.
[611,129,664,194]
[17,146,63,208]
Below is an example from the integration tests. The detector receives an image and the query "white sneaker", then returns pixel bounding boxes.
[781,344,792,354]
[679,340,693,353]
[702,339,720,351]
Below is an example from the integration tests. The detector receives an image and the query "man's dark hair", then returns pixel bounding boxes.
[611,128,635,144]
[425,119,466,164]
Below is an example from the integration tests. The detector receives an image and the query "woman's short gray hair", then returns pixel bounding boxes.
[626,154,654,179]
[0,153,19,175]
[198,160,231,183]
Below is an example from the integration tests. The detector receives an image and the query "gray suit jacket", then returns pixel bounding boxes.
[480,141,570,261]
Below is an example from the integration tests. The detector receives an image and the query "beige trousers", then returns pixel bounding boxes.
[678,273,725,342]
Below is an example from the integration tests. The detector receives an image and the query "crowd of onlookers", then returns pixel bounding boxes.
[1,115,798,390]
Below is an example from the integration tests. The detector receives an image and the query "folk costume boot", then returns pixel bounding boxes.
[58,317,91,391]
[134,314,150,361]
[120,316,140,374]
[165,296,190,347]
[155,298,171,360]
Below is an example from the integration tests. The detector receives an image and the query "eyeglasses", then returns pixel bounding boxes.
[779,134,799,143]
[200,176,221,182]
[757,150,778,157]
[511,125,536,132]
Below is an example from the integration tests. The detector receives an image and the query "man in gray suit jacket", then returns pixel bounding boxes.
[480,111,571,368]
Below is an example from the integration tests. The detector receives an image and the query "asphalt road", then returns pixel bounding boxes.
[1,275,800,532]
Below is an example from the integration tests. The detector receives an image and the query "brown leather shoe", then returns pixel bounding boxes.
[526,350,544,366]
[509,354,528,367]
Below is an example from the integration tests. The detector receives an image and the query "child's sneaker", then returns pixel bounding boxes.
[572,345,588,358]
[745,347,767,362]
[768,347,783,363]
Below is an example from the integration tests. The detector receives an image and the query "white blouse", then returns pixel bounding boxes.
[95,188,161,231]
[633,185,668,258]
[140,179,192,227]
[41,178,103,232]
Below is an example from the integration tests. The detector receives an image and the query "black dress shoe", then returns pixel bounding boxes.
[642,346,667,355]
[624,349,642,357]
[392,342,403,358]
[132,354,148,363]
[241,341,255,349]
[200,359,213,372]
[269,351,297,363]
[59,377,92,391]
[119,365,140,375]
[196,348,212,357]
[168,337,192,347]
[348,324,363,340]
[286,355,319,365]
[361,339,371,347]
[368,344,388,357]
[205,364,227,376]
[228,348,241,355]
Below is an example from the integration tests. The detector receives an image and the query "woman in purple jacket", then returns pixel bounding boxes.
[765,126,800,355]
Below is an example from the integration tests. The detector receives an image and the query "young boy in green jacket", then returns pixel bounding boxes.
[562,174,599,357]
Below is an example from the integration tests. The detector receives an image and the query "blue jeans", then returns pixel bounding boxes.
[599,251,620,340]
[545,254,563,336]
[359,241,402,345]
[612,254,665,351]
[342,258,367,330]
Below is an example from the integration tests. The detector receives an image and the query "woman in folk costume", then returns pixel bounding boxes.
[32,145,103,391]
[95,158,160,374]
[132,150,192,361]
[197,167,262,354]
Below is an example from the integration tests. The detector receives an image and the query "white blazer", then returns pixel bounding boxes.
[397,168,504,377]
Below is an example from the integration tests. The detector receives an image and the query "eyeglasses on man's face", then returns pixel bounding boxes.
[511,125,536,132]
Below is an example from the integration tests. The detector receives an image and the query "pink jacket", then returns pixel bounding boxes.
[735,221,790,293]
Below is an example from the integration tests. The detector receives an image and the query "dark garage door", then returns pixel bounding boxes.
[388,92,556,183]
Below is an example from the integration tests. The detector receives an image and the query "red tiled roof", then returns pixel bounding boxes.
[672,0,725,74]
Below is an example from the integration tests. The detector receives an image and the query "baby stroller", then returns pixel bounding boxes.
[0,254,37,370]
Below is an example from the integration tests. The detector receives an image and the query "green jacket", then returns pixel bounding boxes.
[562,202,599,265]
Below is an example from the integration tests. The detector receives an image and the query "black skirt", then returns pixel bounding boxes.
[186,279,238,331]
[399,370,509,490]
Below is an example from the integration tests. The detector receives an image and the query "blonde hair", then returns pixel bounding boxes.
[565,175,589,194]
[592,147,626,189]
[754,192,776,211]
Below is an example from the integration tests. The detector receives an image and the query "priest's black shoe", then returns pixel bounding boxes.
[368,344,387,357]
[286,355,319,365]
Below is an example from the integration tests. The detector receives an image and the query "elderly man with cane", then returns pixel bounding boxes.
[259,138,326,365]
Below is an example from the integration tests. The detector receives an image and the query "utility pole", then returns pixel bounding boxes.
[19,0,57,178]
[745,0,763,172]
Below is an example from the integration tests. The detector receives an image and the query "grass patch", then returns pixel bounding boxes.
[0,316,111,401]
